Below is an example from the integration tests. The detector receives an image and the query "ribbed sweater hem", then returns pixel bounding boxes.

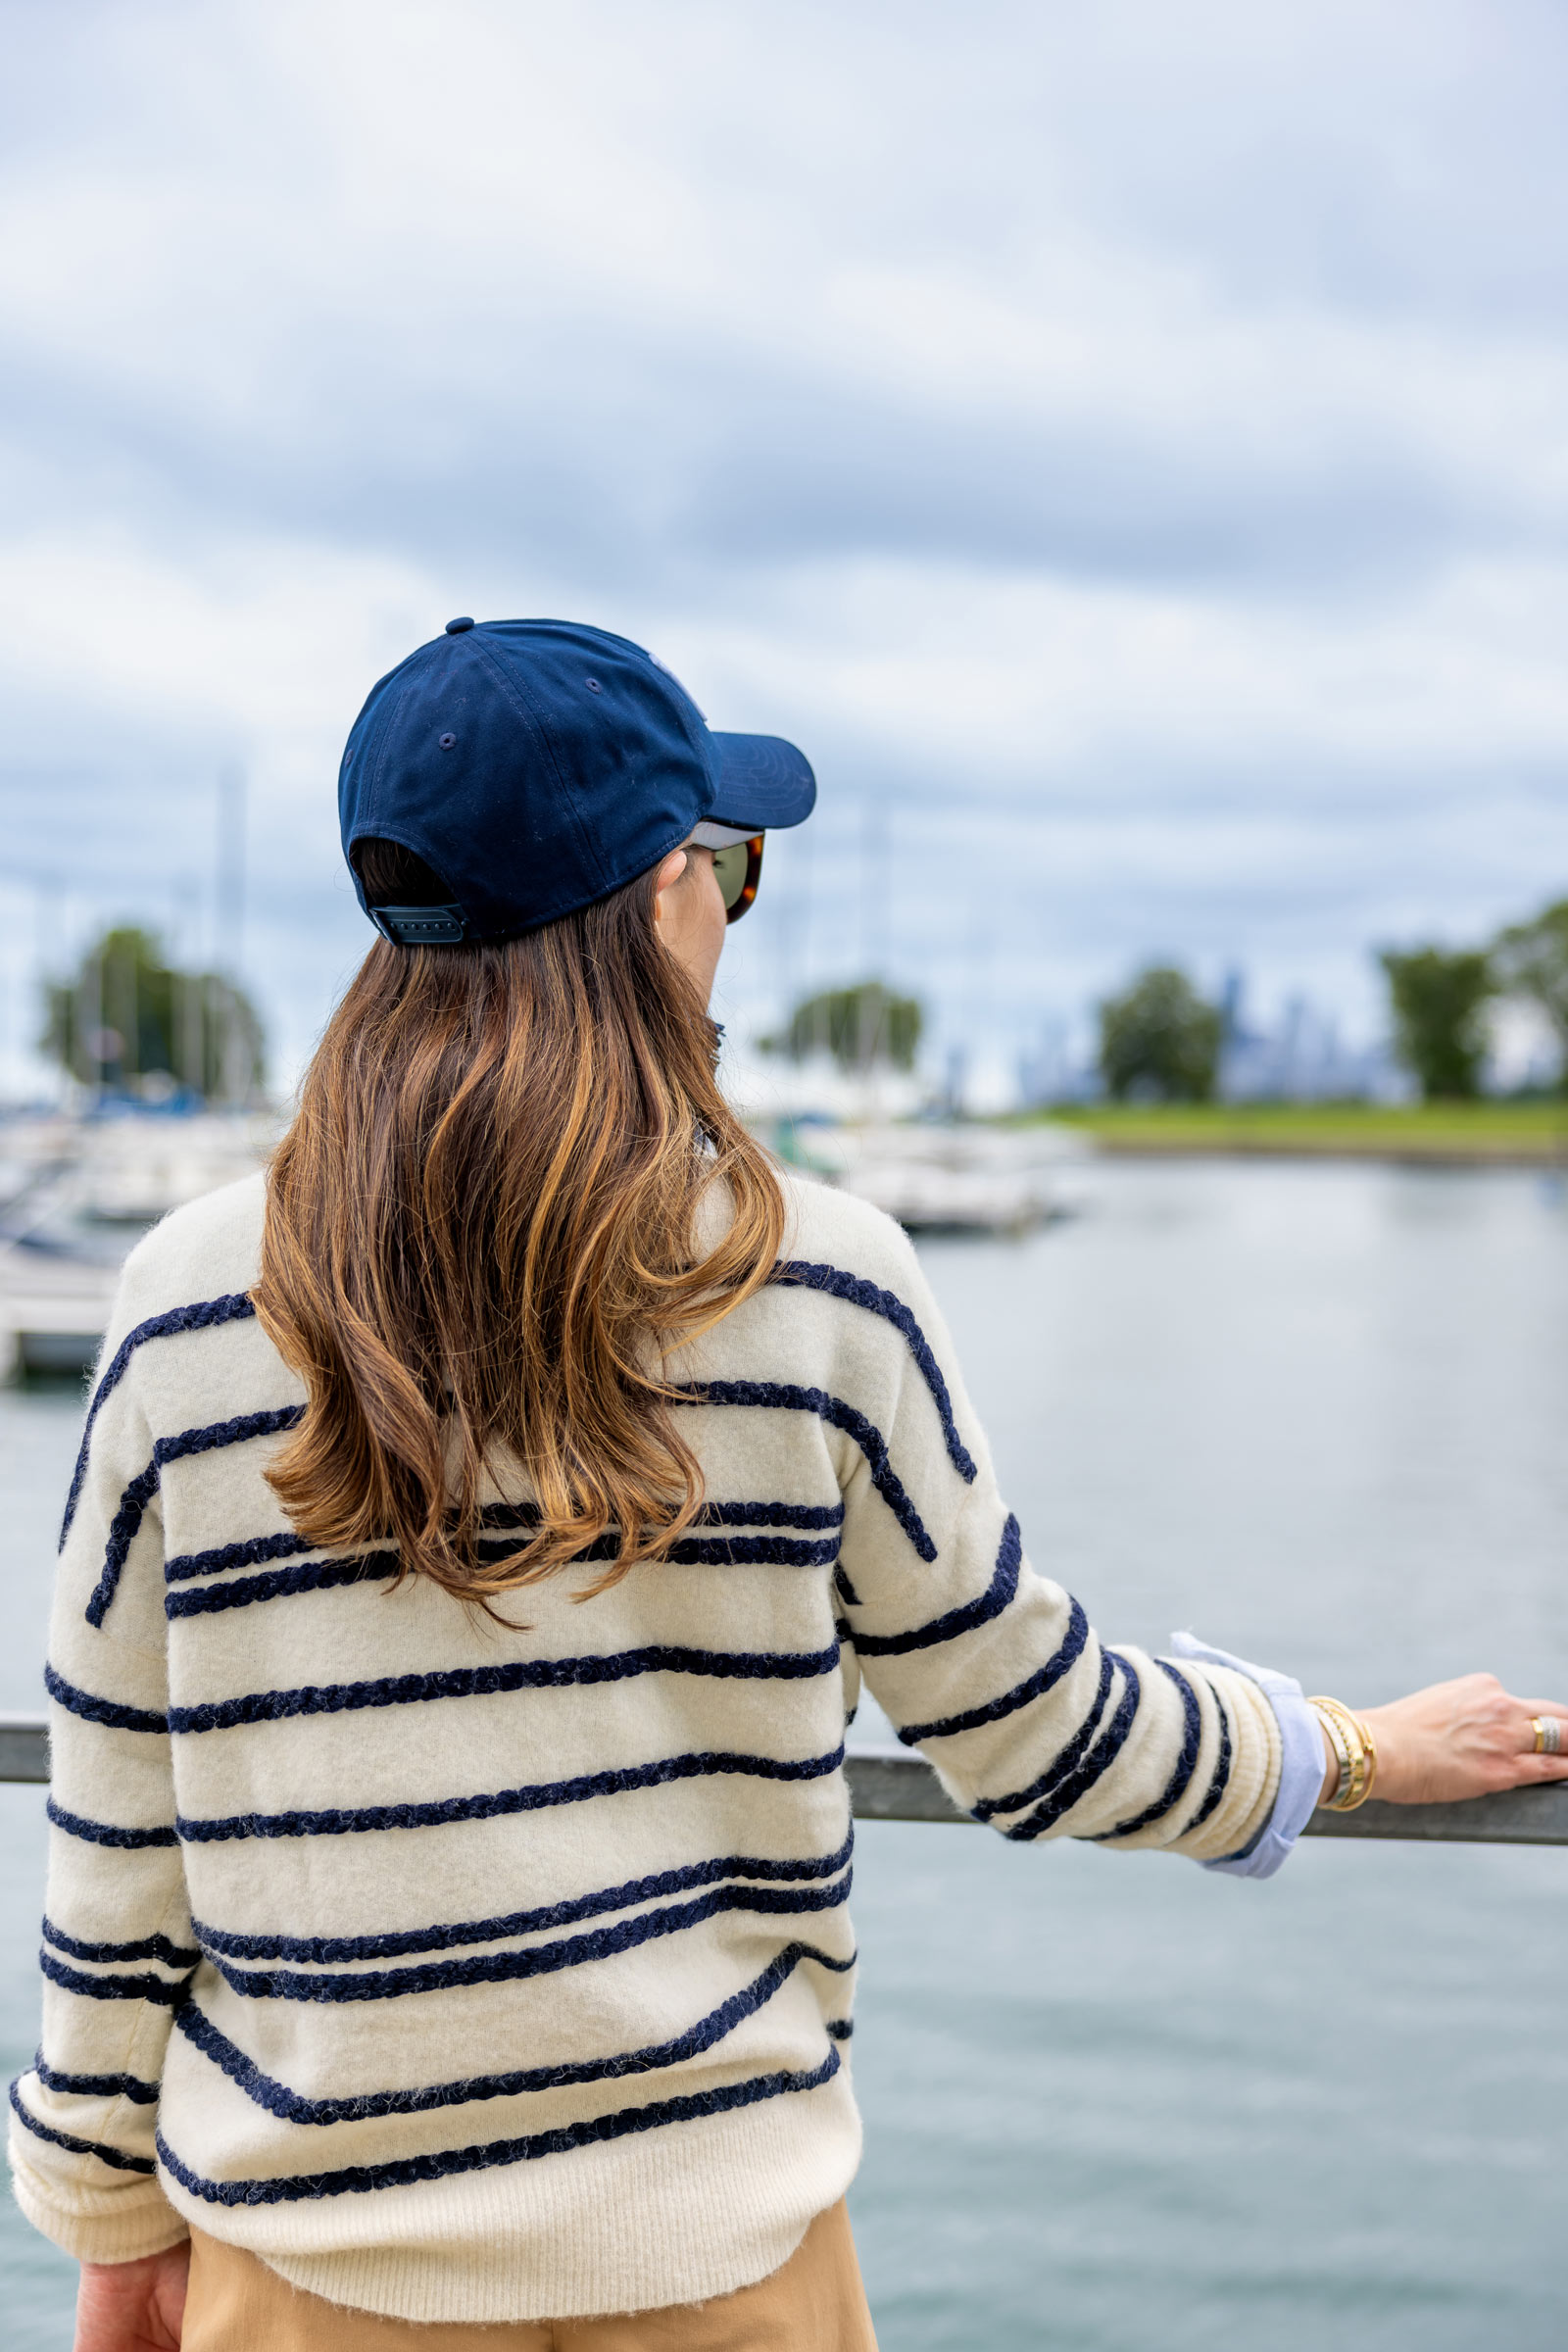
[161,2072,862,2325]
[9,2140,189,2265]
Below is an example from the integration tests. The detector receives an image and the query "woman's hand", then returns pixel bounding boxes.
[1322,1674,1568,1808]
[74,2242,189,2352]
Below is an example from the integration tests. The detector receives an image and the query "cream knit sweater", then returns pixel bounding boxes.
[9,1170,1281,2323]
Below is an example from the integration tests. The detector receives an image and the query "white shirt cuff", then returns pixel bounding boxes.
[1167,1631,1323,1881]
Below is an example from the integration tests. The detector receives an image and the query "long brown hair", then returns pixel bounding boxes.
[253,840,786,1604]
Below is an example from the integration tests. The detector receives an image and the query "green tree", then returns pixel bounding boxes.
[1098,965,1222,1102]
[766,981,922,1071]
[42,926,266,1103]
[1491,897,1568,1094]
[1378,946,1493,1100]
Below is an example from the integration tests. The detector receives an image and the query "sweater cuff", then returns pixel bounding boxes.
[1168,1631,1322,1880]
[8,2141,189,2266]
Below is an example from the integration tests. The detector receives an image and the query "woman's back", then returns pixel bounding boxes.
[28,1161,1274,2324]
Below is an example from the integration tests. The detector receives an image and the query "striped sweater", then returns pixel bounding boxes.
[9,1170,1281,2324]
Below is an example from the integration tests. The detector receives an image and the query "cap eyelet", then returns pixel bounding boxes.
[584,677,603,693]
[438,732,457,749]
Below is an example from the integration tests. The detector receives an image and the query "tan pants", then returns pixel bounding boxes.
[182,2202,879,2351]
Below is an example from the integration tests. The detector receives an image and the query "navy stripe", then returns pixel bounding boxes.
[167,1534,841,1623]
[971,1646,1115,1823]
[167,1640,841,1737]
[201,1872,852,2005]
[10,2081,156,2174]
[174,1742,846,1845]
[175,1940,855,2124]
[895,1597,1090,1745]
[661,1534,839,1568]
[475,1532,841,1573]
[156,2048,841,2206]
[774,1260,978,1482]
[1005,1652,1144,1840]
[196,1834,855,1964]
[42,1918,198,1970]
[86,1407,304,1628]
[833,1565,859,1606]
[1190,1684,1233,1828]
[481,1498,846,1535]
[39,1949,188,2008]
[1094,1660,1204,1842]
[700,1499,844,1530]
[479,1500,540,1530]
[166,1549,396,1620]
[44,1663,168,1736]
[60,1293,257,1544]
[675,1381,936,1562]
[856,1514,1020,1658]
[46,1798,178,1849]
[32,2057,161,2106]
[83,1462,159,1630]
[166,1532,314,1585]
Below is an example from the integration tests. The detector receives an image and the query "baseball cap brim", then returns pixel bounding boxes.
[707,733,816,831]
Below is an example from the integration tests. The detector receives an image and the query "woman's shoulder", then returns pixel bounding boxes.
[116,1168,269,1324]
[777,1170,919,1290]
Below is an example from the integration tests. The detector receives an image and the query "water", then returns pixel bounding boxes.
[3,1160,1565,2346]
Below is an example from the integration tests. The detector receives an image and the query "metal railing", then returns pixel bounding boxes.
[0,1717,48,1782]
[4,1715,1567,1842]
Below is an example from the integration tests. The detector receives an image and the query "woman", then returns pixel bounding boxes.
[13,617,1567,2352]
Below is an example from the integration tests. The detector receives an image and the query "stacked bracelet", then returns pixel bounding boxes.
[1309,1695,1379,1811]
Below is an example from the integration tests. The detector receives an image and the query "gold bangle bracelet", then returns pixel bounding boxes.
[1356,1713,1378,1803]
[1310,1697,1377,1811]
[1313,1700,1352,1806]
[1327,1699,1372,1809]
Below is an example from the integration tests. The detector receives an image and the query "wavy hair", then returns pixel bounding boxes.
[253,840,786,1605]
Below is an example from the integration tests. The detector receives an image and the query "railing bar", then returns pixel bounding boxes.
[4,1720,1566,1843]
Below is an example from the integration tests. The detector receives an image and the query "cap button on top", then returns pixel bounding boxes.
[445,616,475,634]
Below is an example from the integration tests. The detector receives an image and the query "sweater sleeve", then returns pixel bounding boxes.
[7,1287,193,2263]
[825,1221,1282,1859]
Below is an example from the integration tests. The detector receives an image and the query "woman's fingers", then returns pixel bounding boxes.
[1512,1702,1568,1763]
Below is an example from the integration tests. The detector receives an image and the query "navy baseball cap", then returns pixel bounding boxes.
[339,617,816,945]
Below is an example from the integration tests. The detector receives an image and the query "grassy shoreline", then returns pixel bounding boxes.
[1022,1101,1568,1163]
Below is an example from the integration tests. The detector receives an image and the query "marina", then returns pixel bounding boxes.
[0,1113,276,1379]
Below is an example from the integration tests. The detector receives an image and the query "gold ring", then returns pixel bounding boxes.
[1532,1717,1562,1756]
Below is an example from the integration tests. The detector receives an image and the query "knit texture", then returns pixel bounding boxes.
[8,1171,1281,2321]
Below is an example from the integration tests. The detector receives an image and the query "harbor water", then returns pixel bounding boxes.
[2,1158,1566,2347]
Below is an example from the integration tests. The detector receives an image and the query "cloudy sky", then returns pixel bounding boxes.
[2,0,1567,1089]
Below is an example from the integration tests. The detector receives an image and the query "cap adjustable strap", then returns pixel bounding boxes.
[369,904,469,946]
